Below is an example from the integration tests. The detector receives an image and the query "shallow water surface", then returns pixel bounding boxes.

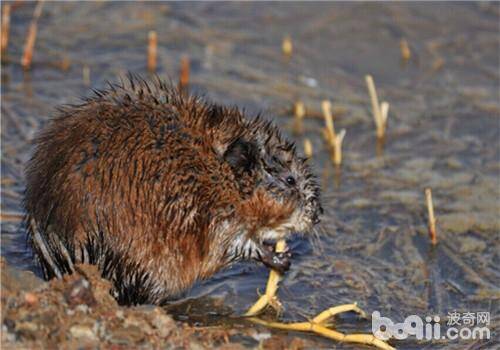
[1,2,499,349]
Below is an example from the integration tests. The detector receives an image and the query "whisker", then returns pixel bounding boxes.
[305,226,322,257]
[318,222,330,235]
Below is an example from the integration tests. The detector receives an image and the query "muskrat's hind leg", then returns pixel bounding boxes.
[29,218,74,279]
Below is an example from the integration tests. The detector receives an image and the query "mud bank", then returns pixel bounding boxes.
[1,258,311,350]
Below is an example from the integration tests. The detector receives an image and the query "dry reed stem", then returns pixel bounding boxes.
[147,30,157,73]
[59,56,70,71]
[245,239,286,316]
[304,138,313,158]
[179,55,190,90]
[21,1,44,70]
[1,212,24,223]
[333,129,346,166]
[380,101,390,128]
[322,100,336,145]
[425,188,437,245]
[365,75,388,139]
[293,100,305,134]
[400,39,411,61]
[1,177,16,186]
[322,100,346,165]
[1,4,11,56]
[282,36,292,57]
[82,65,90,86]
[432,57,445,71]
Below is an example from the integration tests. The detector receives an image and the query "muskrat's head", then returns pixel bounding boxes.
[225,117,322,243]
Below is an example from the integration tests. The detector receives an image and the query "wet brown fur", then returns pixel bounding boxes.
[24,75,321,305]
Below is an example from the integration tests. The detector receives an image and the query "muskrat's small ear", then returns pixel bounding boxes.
[224,138,258,173]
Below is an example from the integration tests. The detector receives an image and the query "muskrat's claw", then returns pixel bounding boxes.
[261,250,291,274]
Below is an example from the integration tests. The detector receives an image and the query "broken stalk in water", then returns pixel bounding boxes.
[282,35,292,57]
[425,188,438,245]
[147,30,157,73]
[1,4,11,57]
[21,0,44,70]
[333,129,346,166]
[304,138,313,158]
[400,38,411,62]
[365,74,389,139]
[293,100,305,134]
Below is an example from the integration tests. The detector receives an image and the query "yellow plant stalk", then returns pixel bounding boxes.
[365,75,390,139]
[293,101,305,134]
[425,188,437,245]
[333,129,346,166]
[245,239,286,316]
[322,100,336,145]
[245,240,396,349]
[303,139,313,158]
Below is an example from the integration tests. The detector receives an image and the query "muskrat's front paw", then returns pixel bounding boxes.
[272,251,291,273]
[261,250,291,274]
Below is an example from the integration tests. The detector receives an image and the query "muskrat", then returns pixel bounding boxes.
[24,75,322,305]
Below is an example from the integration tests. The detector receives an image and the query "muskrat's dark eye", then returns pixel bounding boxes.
[286,176,296,186]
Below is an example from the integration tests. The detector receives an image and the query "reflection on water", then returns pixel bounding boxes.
[1,2,499,349]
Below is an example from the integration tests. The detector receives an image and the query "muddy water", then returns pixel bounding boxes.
[1,2,499,349]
